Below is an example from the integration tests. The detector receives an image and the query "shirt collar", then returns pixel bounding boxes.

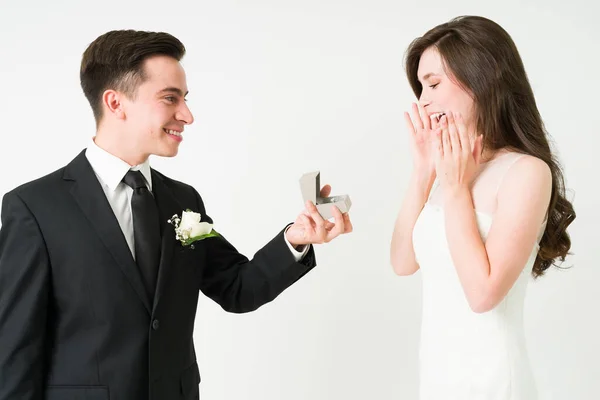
[85,137,152,192]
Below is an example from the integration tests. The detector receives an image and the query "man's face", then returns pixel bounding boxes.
[120,55,194,159]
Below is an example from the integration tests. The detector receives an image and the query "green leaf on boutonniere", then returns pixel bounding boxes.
[168,209,220,249]
[180,229,221,248]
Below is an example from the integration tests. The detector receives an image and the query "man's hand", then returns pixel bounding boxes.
[285,184,353,248]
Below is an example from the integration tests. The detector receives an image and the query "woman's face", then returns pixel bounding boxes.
[416,46,477,140]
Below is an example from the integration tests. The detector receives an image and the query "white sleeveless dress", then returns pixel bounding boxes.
[412,152,545,399]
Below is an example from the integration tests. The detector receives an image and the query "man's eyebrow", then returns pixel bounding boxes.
[157,87,189,96]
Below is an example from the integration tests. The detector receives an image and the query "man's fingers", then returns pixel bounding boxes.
[319,184,331,198]
[326,205,345,241]
[342,213,353,233]
[306,201,326,240]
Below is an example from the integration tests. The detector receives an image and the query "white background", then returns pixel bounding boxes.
[1,0,598,399]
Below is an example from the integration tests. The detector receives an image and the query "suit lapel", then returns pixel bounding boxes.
[151,171,180,312]
[63,151,152,314]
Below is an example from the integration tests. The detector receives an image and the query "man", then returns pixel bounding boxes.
[0,30,352,400]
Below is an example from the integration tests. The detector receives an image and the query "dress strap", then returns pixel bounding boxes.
[494,153,526,196]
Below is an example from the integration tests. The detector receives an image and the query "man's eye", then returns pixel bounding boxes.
[165,96,176,102]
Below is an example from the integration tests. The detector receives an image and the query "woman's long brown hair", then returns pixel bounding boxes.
[405,16,575,278]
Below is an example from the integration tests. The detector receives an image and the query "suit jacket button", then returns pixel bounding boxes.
[152,319,160,330]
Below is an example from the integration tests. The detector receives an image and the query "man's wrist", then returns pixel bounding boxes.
[284,226,305,250]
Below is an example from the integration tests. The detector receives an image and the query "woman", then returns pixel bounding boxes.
[390,16,575,399]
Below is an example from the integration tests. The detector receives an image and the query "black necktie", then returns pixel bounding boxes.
[122,170,161,299]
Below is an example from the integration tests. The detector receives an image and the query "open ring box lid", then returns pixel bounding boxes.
[299,171,352,220]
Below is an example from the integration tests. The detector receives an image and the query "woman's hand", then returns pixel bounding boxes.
[433,111,483,197]
[404,103,439,179]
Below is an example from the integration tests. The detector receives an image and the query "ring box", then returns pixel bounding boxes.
[299,171,352,219]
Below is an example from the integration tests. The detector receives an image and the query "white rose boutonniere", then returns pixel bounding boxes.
[167,209,220,248]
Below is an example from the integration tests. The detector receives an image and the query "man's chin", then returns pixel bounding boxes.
[152,148,179,159]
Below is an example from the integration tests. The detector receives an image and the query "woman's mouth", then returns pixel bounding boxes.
[431,112,446,122]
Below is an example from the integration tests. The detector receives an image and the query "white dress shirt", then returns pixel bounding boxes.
[84,138,308,261]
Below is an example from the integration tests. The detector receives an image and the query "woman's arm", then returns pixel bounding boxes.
[444,156,551,313]
[390,171,436,275]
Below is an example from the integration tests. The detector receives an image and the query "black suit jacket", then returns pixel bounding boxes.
[0,150,316,400]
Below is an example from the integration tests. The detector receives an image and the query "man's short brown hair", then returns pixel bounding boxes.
[80,30,186,124]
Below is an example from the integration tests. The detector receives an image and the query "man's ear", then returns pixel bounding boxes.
[102,89,126,120]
